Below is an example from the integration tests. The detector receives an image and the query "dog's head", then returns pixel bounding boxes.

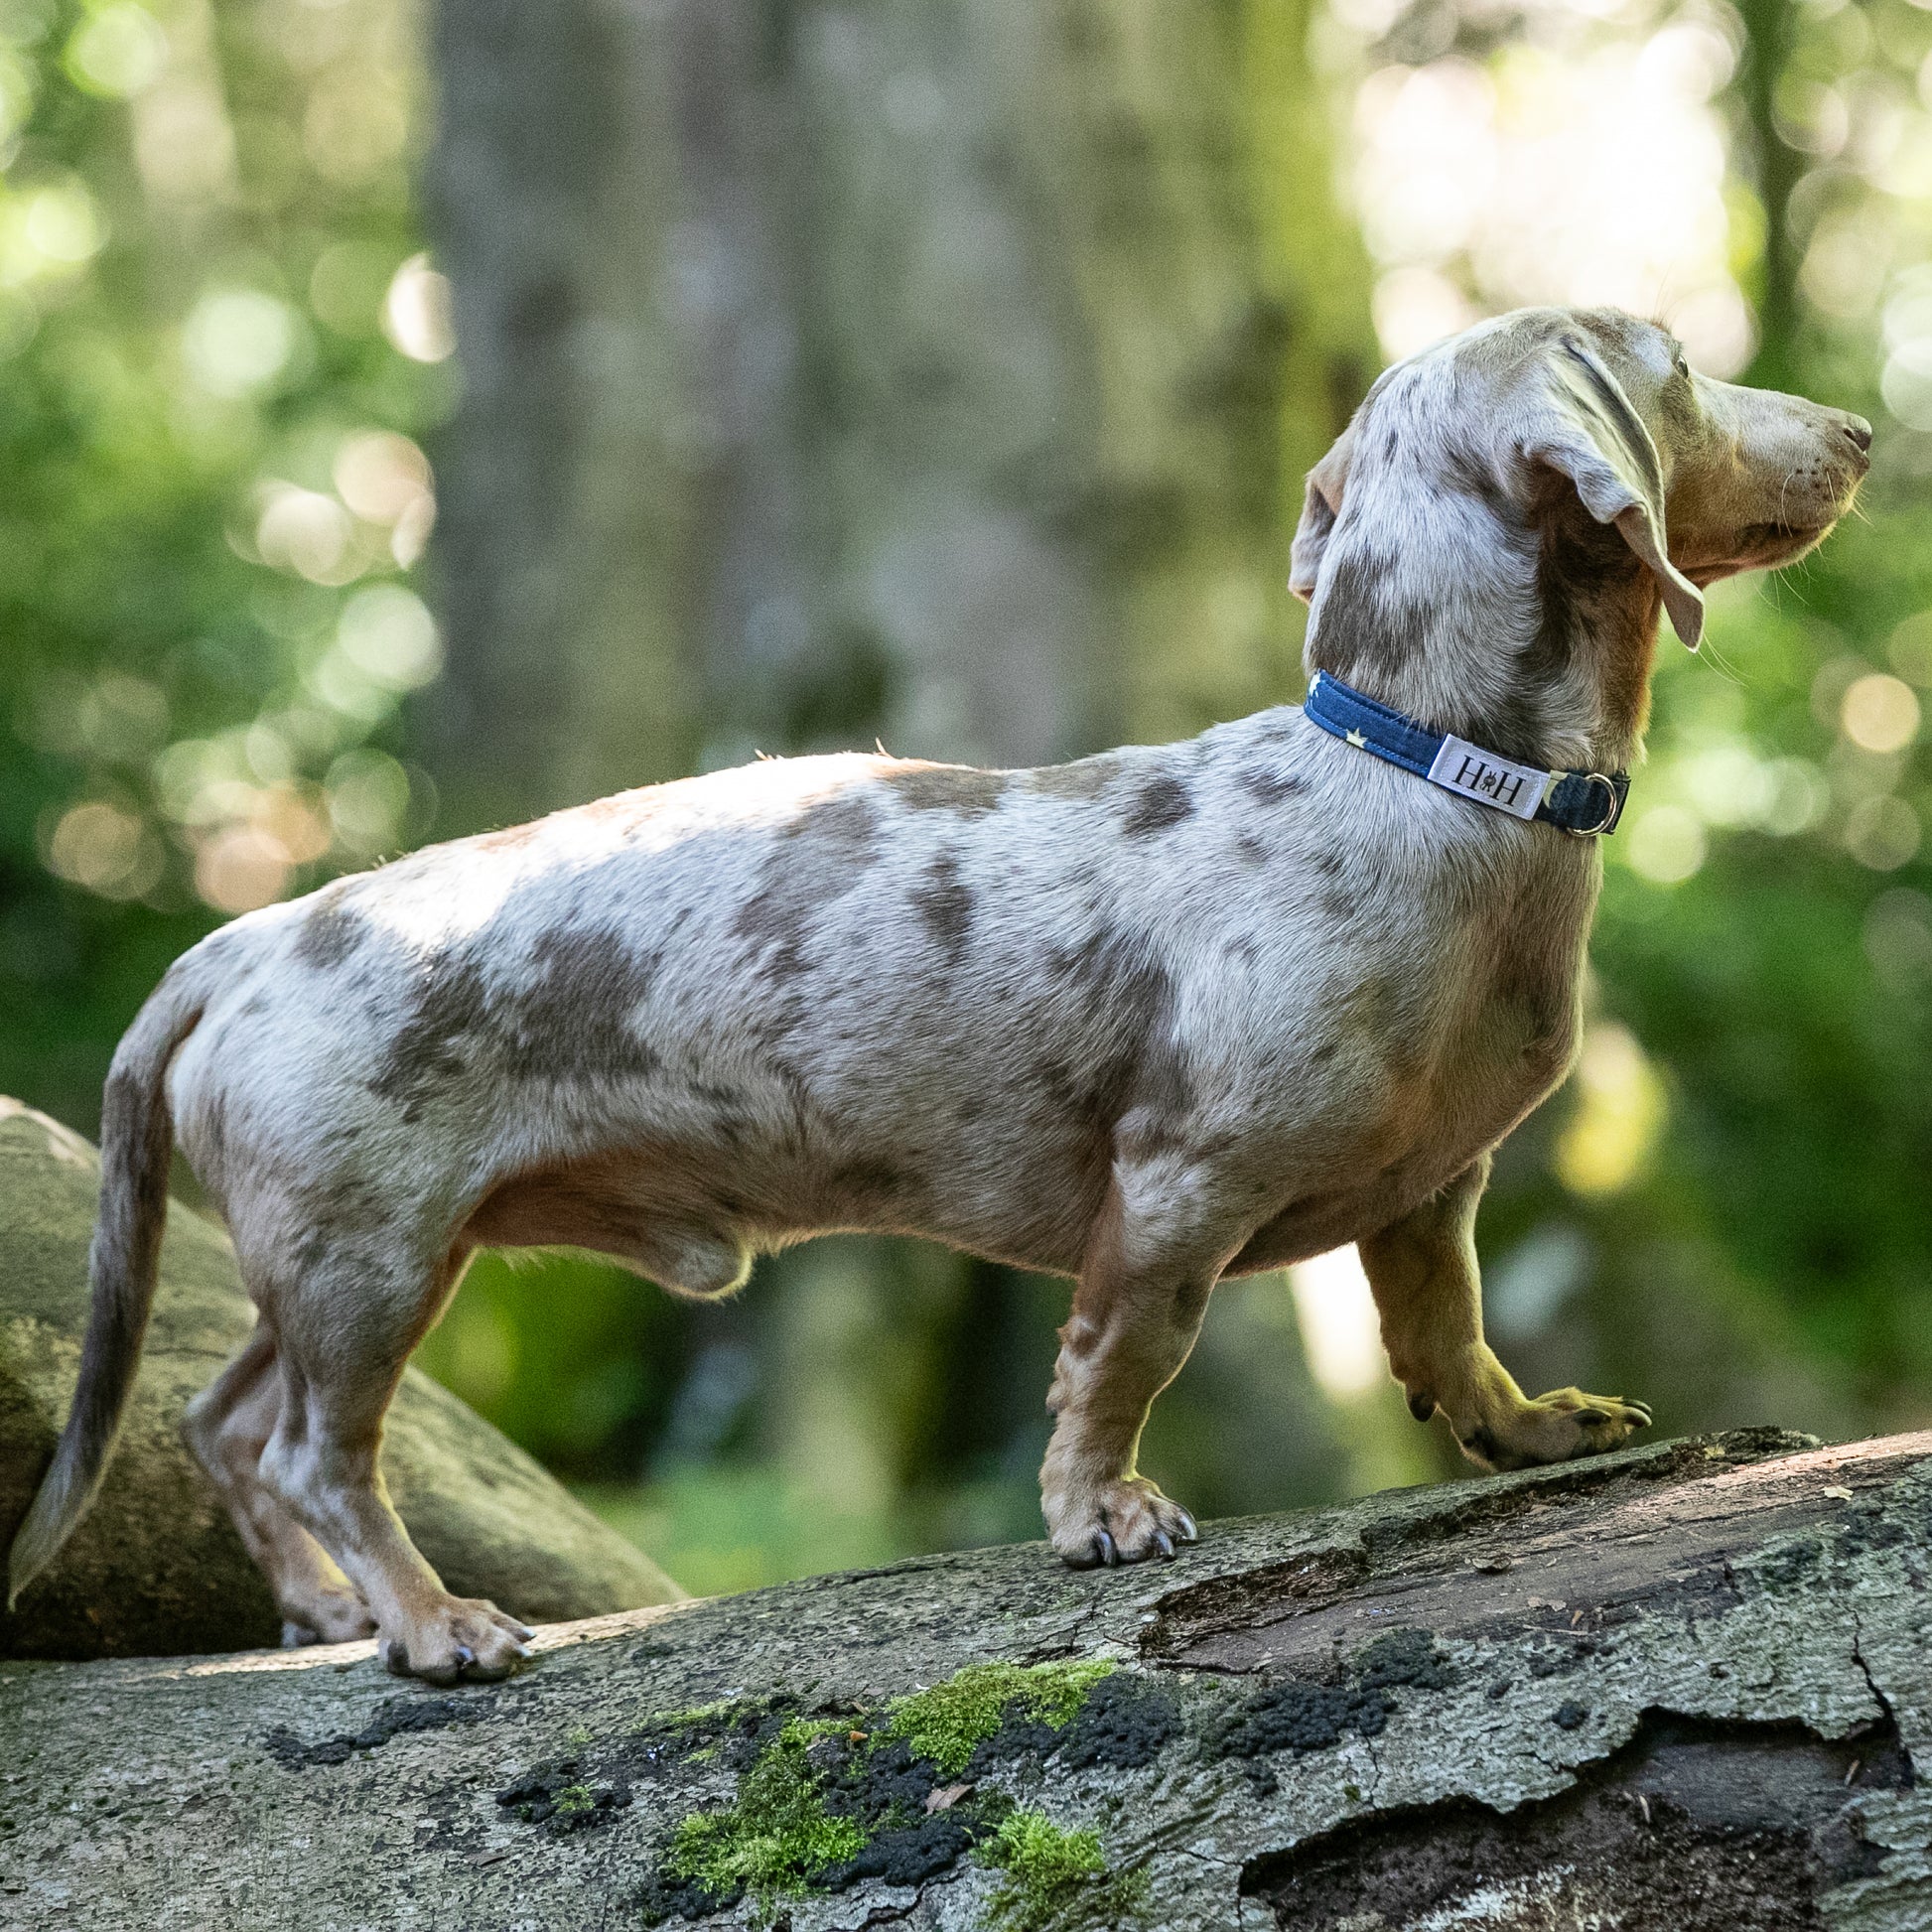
[1290,307,1870,764]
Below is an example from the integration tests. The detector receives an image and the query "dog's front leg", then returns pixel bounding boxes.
[1039,1180,1216,1568]
[1359,1155,1650,1469]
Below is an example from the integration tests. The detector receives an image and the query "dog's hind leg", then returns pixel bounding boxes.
[1038,1173,1220,1568]
[251,1231,533,1684]
[1359,1155,1650,1469]
[182,1321,375,1646]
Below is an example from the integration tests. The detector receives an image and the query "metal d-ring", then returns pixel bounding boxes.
[1571,773,1623,837]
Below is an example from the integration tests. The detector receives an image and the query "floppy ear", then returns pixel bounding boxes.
[1289,417,1359,603]
[1523,338,1704,648]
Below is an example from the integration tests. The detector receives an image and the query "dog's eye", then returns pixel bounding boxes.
[1672,350,1691,380]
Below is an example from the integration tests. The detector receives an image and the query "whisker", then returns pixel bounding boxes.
[1698,632,1746,687]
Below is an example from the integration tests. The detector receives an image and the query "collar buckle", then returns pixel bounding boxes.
[1569,772,1624,837]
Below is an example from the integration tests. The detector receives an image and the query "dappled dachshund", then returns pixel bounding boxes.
[10,308,1869,1682]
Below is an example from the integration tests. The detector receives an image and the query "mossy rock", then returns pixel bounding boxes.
[0,1097,682,1659]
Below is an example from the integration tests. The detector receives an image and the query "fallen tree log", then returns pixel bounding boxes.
[3,1426,1928,1930]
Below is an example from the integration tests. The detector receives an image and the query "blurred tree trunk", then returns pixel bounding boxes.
[418,0,698,829]
[1733,0,1804,392]
[420,0,1374,809]
[414,0,1381,1525]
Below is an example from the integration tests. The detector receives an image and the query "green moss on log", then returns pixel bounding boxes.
[978,1808,1145,1931]
[885,1659,1115,1775]
[663,1725,864,1911]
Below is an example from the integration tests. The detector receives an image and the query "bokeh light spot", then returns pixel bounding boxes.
[1285,1248,1385,1400]
[64,4,166,98]
[1845,795,1922,872]
[1888,613,1932,687]
[1625,804,1708,884]
[1842,672,1922,753]
[337,583,441,691]
[254,483,355,583]
[12,179,105,276]
[1865,889,1932,990]
[196,825,291,913]
[326,747,411,853]
[1557,1024,1665,1196]
[382,253,455,362]
[46,801,162,900]
[334,429,431,523]
[183,288,299,398]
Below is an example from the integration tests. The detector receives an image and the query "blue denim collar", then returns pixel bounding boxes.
[1303,671,1628,837]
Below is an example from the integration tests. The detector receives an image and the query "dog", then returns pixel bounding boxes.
[8,307,1868,1683]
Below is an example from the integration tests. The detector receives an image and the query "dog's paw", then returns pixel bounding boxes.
[1047,1477,1198,1569]
[280,1587,375,1648]
[378,1595,535,1685]
[1460,1388,1652,1471]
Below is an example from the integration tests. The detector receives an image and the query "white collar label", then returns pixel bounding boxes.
[1425,737,1552,821]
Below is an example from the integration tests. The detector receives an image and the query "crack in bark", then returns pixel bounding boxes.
[1851,1614,1902,1738]
[1237,1709,1911,1931]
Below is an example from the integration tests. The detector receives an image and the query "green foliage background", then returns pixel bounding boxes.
[3,0,1928,1594]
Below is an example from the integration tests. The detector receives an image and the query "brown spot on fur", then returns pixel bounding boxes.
[294,897,365,970]
[369,926,660,1118]
[882,763,1009,815]
[1234,833,1265,866]
[1043,928,1193,1143]
[1121,775,1194,838]
[910,851,973,962]
[1533,502,1658,759]
[1238,765,1305,805]
[502,928,661,1083]
[734,788,881,979]
[1025,755,1120,800]
[369,957,492,1119]
[1307,546,1403,685]
[463,1148,752,1295]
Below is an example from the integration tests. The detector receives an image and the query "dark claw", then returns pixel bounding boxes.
[1408,1390,1437,1423]
[1176,1509,1198,1542]
[454,1644,476,1670]
[1094,1529,1119,1569]
[1153,1530,1175,1560]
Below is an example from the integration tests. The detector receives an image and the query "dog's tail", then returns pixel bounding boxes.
[7,968,207,1609]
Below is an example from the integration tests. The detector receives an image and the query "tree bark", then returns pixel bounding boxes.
[6,1427,1929,1929]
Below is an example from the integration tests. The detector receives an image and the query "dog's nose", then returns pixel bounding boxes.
[1842,413,1873,455]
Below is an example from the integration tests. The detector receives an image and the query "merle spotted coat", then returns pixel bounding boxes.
[9,308,1870,1683]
